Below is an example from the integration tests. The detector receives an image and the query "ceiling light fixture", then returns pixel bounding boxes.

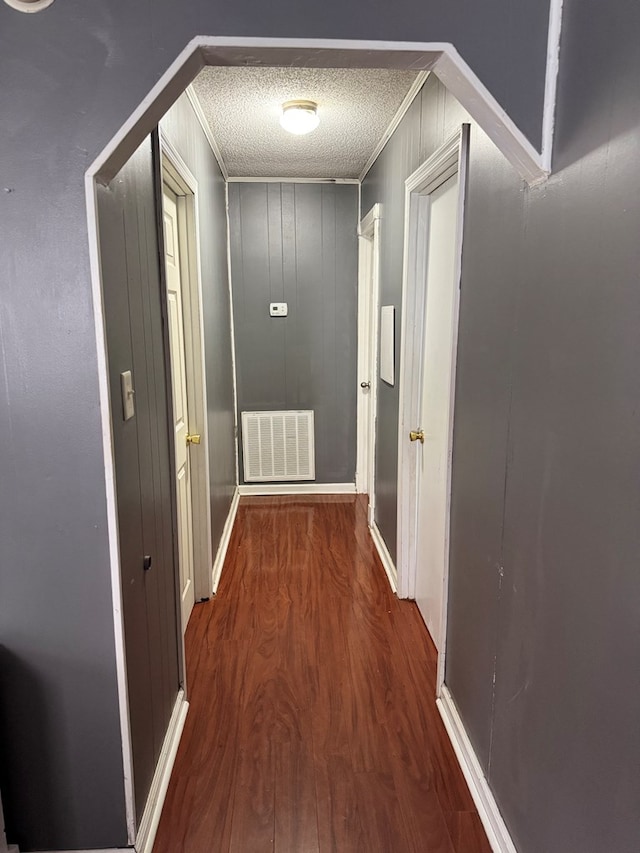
[280,100,320,135]
[3,0,55,11]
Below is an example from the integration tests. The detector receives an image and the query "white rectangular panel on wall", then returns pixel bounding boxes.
[380,305,395,386]
[242,410,315,482]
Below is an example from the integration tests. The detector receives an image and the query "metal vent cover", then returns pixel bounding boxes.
[241,410,315,482]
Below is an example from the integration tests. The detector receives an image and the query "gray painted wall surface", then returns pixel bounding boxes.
[363,1,640,850]
[159,94,236,554]
[0,2,551,846]
[97,136,180,825]
[229,182,358,484]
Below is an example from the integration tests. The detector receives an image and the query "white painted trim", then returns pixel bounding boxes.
[227,176,360,184]
[160,132,214,607]
[184,84,229,180]
[224,181,240,487]
[211,486,240,593]
[541,0,564,173]
[396,125,468,675]
[135,690,189,853]
[436,126,469,696]
[238,482,356,496]
[84,174,137,844]
[31,850,127,852]
[87,37,548,188]
[356,203,381,510]
[433,47,547,185]
[369,521,397,593]
[359,71,430,182]
[437,687,517,853]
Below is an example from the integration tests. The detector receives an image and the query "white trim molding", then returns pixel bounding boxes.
[356,202,381,502]
[369,522,397,593]
[396,127,468,605]
[135,691,189,853]
[437,687,517,853]
[238,482,356,496]
[227,176,360,184]
[184,85,229,180]
[211,487,240,593]
[359,71,430,182]
[542,0,564,173]
[432,48,546,186]
[88,38,550,189]
[84,173,137,843]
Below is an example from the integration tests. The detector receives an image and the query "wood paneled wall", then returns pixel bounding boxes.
[228,182,359,485]
[98,135,180,822]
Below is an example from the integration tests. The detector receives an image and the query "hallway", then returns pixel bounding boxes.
[153,496,490,852]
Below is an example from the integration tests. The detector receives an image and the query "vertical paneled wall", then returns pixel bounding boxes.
[228,182,359,485]
[98,136,180,824]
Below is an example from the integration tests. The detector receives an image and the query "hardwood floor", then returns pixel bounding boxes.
[153,495,491,853]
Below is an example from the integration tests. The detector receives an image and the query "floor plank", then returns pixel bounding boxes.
[153,496,489,853]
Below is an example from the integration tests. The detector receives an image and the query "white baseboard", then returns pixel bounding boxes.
[211,486,240,594]
[437,686,517,853]
[238,482,356,496]
[369,521,397,593]
[135,690,189,853]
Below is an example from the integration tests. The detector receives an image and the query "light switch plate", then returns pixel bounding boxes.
[120,370,135,421]
[270,302,288,317]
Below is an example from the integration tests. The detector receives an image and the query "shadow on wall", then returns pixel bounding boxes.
[0,646,66,850]
[552,0,640,171]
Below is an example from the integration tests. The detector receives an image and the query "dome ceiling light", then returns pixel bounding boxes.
[280,100,320,136]
[3,0,55,10]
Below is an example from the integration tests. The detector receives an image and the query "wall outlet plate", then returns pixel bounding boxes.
[270,302,288,317]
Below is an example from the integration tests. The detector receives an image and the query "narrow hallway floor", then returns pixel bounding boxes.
[153,495,491,853]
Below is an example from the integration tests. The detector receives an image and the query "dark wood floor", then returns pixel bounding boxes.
[153,495,491,853]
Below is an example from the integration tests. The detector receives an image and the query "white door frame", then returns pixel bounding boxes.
[160,132,213,609]
[356,203,381,524]
[396,125,469,694]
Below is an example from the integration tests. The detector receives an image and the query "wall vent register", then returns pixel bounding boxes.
[242,410,315,482]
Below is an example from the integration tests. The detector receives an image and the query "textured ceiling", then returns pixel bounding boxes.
[191,66,420,179]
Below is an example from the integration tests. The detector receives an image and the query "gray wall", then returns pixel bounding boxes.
[97,136,180,826]
[229,182,359,484]
[362,2,640,850]
[160,94,236,554]
[0,1,551,847]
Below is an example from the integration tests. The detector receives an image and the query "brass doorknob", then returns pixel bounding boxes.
[409,429,425,443]
[186,433,201,445]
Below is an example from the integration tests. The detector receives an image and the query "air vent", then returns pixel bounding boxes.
[241,410,315,482]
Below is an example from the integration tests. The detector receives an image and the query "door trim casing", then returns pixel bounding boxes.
[160,132,213,607]
[356,203,381,522]
[396,125,469,696]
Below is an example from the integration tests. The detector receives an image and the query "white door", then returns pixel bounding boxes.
[356,205,380,523]
[415,173,460,649]
[163,185,195,633]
